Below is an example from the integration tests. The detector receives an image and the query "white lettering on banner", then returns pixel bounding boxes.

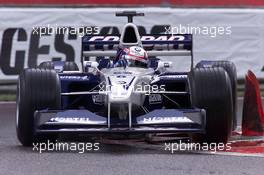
[0,8,263,79]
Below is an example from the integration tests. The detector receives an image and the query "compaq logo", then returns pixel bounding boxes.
[49,117,90,122]
[143,117,193,123]
[88,36,119,42]
[163,75,188,79]
[86,35,185,42]
[141,35,185,41]
[60,76,89,80]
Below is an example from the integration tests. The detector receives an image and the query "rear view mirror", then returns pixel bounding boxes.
[83,61,99,72]
[156,61,172,71]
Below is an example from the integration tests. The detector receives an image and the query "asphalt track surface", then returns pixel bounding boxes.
[0,99,263,175]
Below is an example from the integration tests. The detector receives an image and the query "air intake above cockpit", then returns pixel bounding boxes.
[119,23,142,48]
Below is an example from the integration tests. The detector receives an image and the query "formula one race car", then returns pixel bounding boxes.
[16,11,237,146]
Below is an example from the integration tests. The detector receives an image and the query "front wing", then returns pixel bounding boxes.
[34,109,206,134]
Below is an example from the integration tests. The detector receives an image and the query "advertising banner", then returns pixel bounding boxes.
[0,8,264,80]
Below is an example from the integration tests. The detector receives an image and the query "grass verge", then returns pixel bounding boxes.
[0,93,16,101]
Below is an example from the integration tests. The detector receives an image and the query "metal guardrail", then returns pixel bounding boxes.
[237,78,264,92]
[0,80,17,94]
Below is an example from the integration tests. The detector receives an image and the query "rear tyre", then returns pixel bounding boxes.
[39,61,54,69]
[190,67,233,143]
[39,61,79,71]
[63,62,79,71]
[16,69,61,146]
[196,60,237,130]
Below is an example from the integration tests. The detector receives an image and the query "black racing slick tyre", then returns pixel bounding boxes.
[190,67,233,143]
[39,61,79,71]
[63,62,79,71]
[16,69,61,146]
[39,61,54,69]
[196,60,237,130]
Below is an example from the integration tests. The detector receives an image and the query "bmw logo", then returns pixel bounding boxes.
[134,47,141,52]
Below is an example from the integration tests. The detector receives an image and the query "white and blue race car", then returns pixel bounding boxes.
[16,11,237,146]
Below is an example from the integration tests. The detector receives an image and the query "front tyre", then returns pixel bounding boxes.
[190,67,233,143]
[196,60,237,130]
[16,69,61,146]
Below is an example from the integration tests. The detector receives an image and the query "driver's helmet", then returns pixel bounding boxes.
[115,46,148,68]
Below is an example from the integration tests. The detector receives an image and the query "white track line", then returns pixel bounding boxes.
[195,151,264,157]
[0,101,16,104]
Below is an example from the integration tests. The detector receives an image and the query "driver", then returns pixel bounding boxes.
[114,46,148,68]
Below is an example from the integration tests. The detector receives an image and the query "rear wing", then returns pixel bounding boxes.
[81,34,193,67]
